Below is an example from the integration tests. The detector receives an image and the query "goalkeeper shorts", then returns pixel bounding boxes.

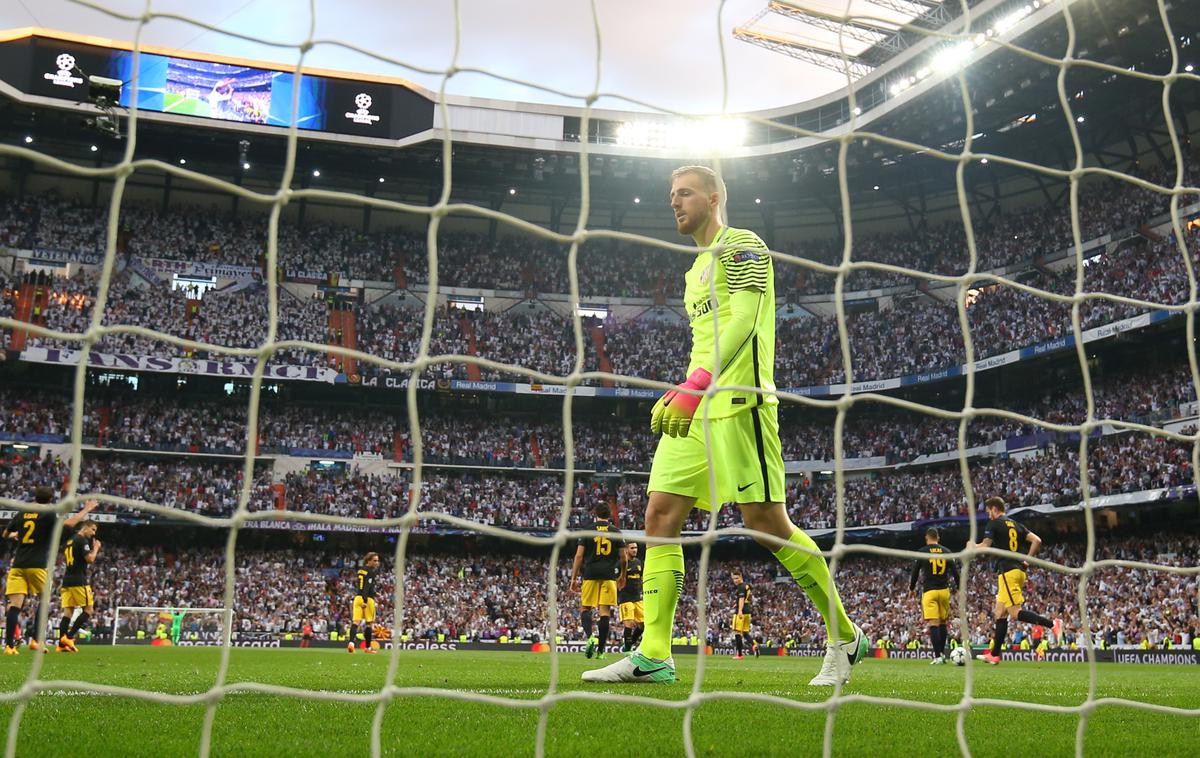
[647,404,785,511]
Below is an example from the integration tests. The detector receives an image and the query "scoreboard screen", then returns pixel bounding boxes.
[108,51,326,130]
[0,33,433,141]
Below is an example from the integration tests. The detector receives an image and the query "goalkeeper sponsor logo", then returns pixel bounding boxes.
[688,298,714,322]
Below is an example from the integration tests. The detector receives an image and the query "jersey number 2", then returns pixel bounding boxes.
[21,520,35,545]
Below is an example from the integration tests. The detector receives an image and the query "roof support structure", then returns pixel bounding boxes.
[866,0,954,28]
[768,1,911,57]
[732,25,876,79]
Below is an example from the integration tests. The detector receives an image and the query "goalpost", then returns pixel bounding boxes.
[111,607,235,647]
[0,0,1197,756]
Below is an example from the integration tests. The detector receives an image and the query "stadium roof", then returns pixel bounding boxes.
[0,0,968,114]
[0,0,1195,241]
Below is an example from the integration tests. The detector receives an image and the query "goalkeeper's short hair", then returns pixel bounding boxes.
[670,165,727,201]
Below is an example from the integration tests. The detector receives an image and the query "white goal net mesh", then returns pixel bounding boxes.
[0,0,1197,757]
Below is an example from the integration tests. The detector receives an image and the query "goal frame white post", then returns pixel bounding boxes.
[111,606,235,646]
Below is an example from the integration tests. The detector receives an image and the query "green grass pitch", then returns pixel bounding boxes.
[0,647,1196,756]
[161,92,210,117]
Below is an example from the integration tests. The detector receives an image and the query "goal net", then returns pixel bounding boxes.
[111,607,235,647]
[0,0,1198,756]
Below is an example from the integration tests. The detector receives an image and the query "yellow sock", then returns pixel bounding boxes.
[639,544,684,660]
[773,530,855,644]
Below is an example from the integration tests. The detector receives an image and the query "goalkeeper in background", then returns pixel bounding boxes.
[584,166,866,685]
[171,610,186,645]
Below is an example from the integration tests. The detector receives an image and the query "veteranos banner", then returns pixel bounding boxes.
[19,346,338,383]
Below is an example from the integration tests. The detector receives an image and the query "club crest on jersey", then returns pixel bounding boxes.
[698,263,714,284]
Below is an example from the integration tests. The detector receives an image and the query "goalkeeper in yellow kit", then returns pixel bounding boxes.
[583,166,866,685]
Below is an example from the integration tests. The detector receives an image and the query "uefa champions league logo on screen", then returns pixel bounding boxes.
[345,93,381,125]
[44,53,84,88]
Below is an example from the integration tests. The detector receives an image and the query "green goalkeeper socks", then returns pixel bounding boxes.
[639,544,684,661]
[773,530,855,644]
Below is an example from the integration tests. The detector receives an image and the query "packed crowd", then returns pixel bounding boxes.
[0,409,1193,529]
[31,532,1196,650]
[4,220,1197,392]
[26,270,332,365]
[278,468,627,530]
[790,159,1194,293]
[605,226,1200,388]
[0,453,275,518]
[3,351,1194,472]
[0,387,654,468]
[687,428,1195,529]
[1,153,1193,307]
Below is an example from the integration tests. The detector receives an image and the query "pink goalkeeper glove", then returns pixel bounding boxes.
[650,367,712,438]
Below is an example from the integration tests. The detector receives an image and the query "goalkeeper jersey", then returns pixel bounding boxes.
[684,225,777,418]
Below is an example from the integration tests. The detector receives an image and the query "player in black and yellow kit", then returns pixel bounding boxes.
[968,497,1053,665]
[347,552,380,654]
[57,519,101,652]
[3,490,97,655]
[570,503,625,660]
[618,542,644,653]
[731,571,758,659]
[909,527,958,664]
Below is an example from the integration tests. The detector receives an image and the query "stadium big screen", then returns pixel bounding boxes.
[108,52,323,129]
